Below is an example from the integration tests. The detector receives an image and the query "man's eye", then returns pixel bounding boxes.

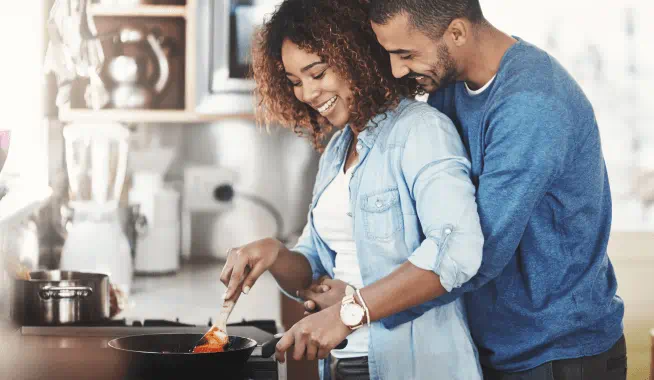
[313,71,326,80]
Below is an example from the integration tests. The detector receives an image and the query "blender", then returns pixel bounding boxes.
[60,123,133,296]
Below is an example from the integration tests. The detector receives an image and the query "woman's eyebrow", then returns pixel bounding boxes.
[285,61,326,77]
[300,61,325,72]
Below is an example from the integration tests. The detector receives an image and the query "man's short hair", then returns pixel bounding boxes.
[370,0,485,38]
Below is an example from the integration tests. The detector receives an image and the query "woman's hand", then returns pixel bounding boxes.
[275,303,351,362]
[220,238,283,300]
[298,277,348,316]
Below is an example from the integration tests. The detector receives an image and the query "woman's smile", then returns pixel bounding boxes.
[317,95,339,115]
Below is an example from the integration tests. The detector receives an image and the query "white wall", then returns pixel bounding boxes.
[482,0,654,230]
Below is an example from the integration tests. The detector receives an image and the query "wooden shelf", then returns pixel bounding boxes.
[59,109,255,124]
[89,4,186,18]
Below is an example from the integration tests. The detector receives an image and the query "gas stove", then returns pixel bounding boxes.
[16,318,286,380]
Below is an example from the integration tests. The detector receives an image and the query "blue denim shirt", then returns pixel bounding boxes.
[283,98,484,380]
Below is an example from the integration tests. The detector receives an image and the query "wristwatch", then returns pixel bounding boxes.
[340,285,366,330]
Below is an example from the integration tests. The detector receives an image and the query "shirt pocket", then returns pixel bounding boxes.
[360,188,404,241]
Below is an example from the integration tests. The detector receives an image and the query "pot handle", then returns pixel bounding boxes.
[39,286,94,300]
[260,333,348,359]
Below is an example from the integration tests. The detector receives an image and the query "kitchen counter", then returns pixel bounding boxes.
[0,325,280,380]
[116,260,282,328]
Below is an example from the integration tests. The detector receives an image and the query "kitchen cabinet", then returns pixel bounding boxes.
[608,232,654,380]
[58,0,255,124]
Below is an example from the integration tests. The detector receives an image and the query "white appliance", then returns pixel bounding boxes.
[181,166,236,261]
[194,0,283,114]
[181,165,286,261]
[128,140,180,275]
[59,123,133,296]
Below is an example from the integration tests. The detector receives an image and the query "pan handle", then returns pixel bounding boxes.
[261,333,348,358]
[39,286,93,300]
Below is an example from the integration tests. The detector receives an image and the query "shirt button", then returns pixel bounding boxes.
[375,200,383,208]
[356,143,362,151]
[444,228,452,235]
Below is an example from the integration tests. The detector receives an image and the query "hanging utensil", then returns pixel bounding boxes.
[45,0,115,109]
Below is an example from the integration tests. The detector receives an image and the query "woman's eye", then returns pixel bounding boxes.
[400,55,413,61]
[313,71,326,80]
[290,80,302,87]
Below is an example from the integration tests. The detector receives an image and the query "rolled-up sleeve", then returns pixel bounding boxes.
[402,111,484,292]
[291,219,326,282]
[278,218,327,303]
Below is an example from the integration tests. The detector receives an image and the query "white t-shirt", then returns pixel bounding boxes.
[312,156,368,359]
[465,74,497,96]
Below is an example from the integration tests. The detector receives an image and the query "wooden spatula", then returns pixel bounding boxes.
[191,298,236,353]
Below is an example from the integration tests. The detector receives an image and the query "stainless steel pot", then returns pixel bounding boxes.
[10,270,110,326]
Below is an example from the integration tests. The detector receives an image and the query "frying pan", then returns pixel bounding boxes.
[108,333,347,380]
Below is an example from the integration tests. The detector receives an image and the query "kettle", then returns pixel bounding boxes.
[106,26,172,109]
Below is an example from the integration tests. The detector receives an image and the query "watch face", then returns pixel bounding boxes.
[340,303,365,326]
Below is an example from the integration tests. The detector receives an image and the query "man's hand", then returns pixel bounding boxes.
[275,303,351,362]
[298,277,348,316]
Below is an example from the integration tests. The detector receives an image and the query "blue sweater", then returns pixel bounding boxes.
[428,37,624,372]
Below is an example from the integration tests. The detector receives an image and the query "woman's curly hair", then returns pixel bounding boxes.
[252,0,422,151]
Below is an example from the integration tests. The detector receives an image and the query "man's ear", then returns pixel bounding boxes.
[445,18,469,47]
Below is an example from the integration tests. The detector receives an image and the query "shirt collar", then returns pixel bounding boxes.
[357,97,413,148]
[334,97,412,154]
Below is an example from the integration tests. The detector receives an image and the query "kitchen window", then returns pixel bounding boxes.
[0,1,49,187]
[0,1,51,224]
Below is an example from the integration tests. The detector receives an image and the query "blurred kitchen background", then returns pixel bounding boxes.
[0,1,651,379]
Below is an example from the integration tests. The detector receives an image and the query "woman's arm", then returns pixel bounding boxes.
[222,130,341,301]
[269,244,315,296]
[356,261,445,321]
[300,109,483,320]
[220,237,319,301]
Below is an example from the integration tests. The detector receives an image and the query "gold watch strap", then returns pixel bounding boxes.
[341,293,365,330]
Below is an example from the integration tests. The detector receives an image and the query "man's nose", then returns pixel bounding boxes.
[390,56,410,79]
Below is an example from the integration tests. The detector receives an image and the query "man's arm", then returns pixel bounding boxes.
[438,93,572,303]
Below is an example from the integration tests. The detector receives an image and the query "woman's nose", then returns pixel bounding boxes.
[303,81,320,104]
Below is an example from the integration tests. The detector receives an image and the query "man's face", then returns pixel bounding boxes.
[371,13,459,93]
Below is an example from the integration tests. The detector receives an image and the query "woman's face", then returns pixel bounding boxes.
[281,40,353,129]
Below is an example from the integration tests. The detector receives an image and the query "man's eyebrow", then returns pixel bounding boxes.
[387,49,413,55]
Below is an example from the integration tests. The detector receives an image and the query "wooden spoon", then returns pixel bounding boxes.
[191,298,236,353]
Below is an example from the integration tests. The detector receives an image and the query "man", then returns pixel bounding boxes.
[361,0,626,379]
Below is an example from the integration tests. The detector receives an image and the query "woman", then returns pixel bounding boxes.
[220,0,484,379]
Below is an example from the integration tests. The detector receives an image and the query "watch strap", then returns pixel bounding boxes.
[355,288,371,327]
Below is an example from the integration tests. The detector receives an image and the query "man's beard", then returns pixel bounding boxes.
[413,43,458,93]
